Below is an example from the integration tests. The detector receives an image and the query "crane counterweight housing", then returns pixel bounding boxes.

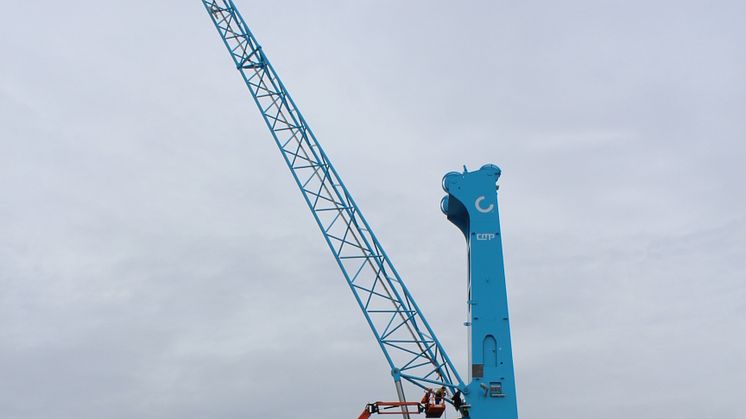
[200,1,519,418]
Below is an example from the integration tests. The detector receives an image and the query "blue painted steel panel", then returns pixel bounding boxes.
[442,165,519,419]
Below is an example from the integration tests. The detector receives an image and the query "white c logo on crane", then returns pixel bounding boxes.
[475,196,494,213]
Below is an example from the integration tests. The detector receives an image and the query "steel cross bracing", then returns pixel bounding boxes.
[201,0,465,395]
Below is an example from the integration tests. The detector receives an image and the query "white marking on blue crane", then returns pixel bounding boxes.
[475,196,494,213]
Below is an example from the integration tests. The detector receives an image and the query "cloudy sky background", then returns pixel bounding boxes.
[1,1,745,418]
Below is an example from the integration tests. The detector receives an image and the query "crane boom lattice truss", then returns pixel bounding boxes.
[201,0,464,394]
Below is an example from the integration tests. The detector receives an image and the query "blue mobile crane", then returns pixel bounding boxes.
[200,2,519,418]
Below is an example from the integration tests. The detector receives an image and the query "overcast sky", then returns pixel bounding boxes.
[1,1,745,418]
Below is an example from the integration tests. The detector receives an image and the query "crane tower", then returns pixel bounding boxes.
[200,2,519,418]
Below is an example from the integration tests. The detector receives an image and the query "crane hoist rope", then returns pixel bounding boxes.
[199,2,519,418]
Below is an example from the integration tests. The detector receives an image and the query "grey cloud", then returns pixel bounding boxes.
[1,1,744,418]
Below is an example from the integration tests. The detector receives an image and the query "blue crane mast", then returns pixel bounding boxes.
[200,2,518,419]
